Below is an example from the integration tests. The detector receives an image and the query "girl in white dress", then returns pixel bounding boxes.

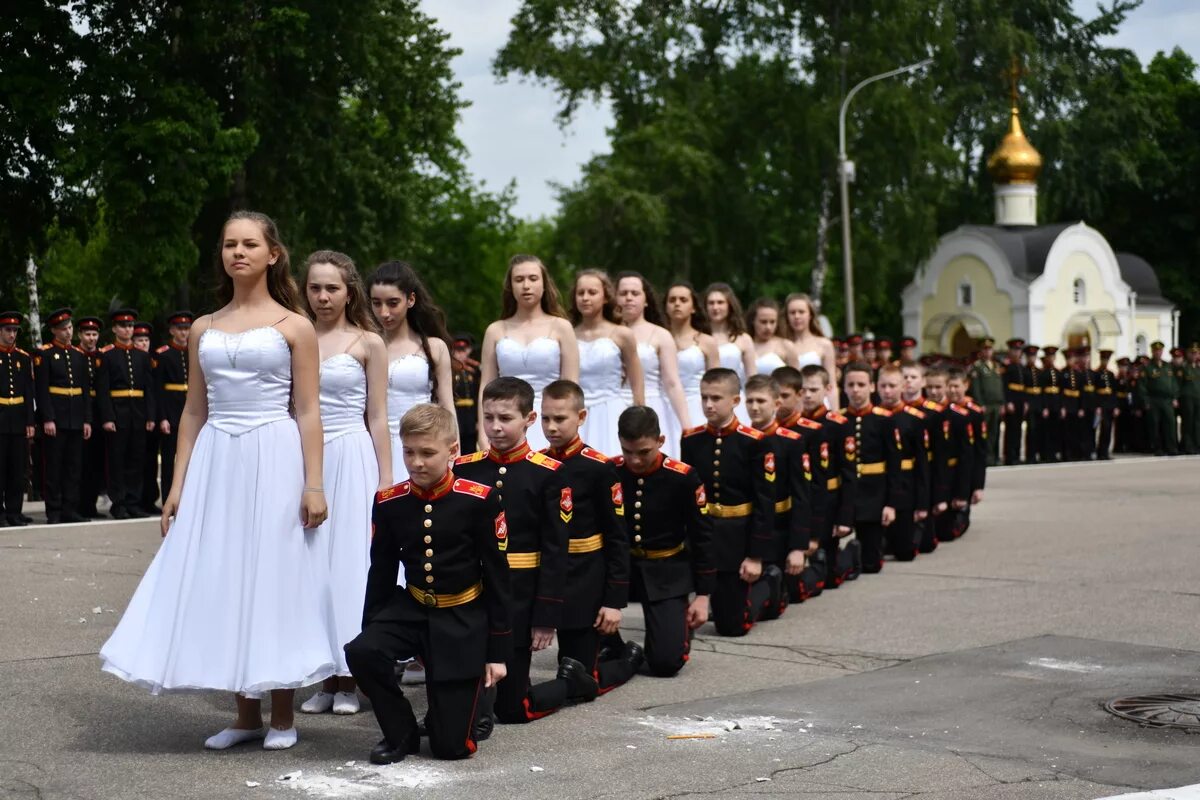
[99,211,334,751]
[705,283,756,422]
[479,254,579,451]
[785,292,838,408]
[746,297,799,375]
[664,282,719,430]
[299,251,392,717]
[616,272,691,458]
[571,269,644,456]
[369,261,455,482]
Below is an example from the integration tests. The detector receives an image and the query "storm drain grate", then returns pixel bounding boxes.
[1105,694,1200,730]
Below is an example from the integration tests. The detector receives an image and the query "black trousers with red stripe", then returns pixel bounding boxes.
[345,620,481,760]
[711,571,770,637]
[527,625,634,710]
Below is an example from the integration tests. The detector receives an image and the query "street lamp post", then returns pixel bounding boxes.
[838,57,933,334]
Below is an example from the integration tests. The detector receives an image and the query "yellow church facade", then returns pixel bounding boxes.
[902,97,1177,360]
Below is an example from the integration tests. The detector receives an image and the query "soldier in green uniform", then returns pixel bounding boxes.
[1180,344,1200,455]
[966,338,1004,466]
[1138,341,1179,456]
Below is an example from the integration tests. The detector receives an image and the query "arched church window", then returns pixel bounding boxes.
[1073,278,1086,305]
[1135,334,1147,356]
[957,281,973,308]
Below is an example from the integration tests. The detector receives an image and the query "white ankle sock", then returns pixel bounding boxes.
[332,691,360,715]
[263,727,298,750]
[300,691,335,713]
[204,727,265,750]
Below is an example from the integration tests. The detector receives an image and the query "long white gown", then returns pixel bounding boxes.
[718,342,750,423]
[577,337,625,457]
[797,350,823,368]
[496,336,560,452]
[677,345,707,435]
[755,351,786,376]
[317,354,380,672]
[99,326,337,695]
[627,342,682,460]
[387,354,432,481]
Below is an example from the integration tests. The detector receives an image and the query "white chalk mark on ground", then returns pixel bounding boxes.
[274,763,450,798]
[1097,785,1200,799]
[1026,657,1103,673]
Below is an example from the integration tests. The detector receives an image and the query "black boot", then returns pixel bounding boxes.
[369,730,420,765]
[473,685,496,741]
[757,565,786,621]
[557,656,599,702]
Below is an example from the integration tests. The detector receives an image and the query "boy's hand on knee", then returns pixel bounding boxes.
[739,557,762,583]
[686,595,709,630]
[484,662,506,687]
[594,607,622,635]
[530,626,555,652]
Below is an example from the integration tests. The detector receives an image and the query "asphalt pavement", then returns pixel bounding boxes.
[2,455,1198,800]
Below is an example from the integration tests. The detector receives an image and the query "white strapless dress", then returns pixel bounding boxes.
[755,351,786,376]
[578,337,625,457]
[496,336,560,452]
[100,327,337,695]
[677,345,707,435]
[797,350,822,369]
[318,354,381,673]
[387,355,432,481]
[718,342,750,423]
[625,343,681,459]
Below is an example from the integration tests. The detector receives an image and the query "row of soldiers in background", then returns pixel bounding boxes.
[966,337,1200,464]
[0,308,192,525]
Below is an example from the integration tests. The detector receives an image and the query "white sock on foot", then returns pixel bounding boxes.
[263,727,298,750]
[204,727,265,750]
[332,691,360,715]
[300,691,335,714]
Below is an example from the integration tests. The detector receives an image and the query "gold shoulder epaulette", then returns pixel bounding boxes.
[663,457,692,474]
[527,451,562,470]
[375,481,412,503]
[454,451,487,465]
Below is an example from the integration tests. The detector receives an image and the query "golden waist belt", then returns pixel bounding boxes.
[507,551,540,569]
[826,477,841,490]
[631,542,685,559]
[706,502,752,518]
[1026,387,1042,395]
[900,458,915,471]
[568,534,604,554]
[454,398,475,407]
[1042,387,1060,394]
[110,389,144,398]
[1063,389,1080,398]
[0,397,24,405]
[49,387,82,397]
[947,457,959,467]
[408,582,482,608]
[774,497,792,514]
[857,461,886,476]
[163,383,188,392]
[1097,388,1113,395]
[1007,383,1025,391]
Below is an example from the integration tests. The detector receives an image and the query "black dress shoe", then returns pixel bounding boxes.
[18,514,33,523]
[623,641,645,673]
[6,516,28,527]
[473,685,496,741]
[368,731,420,765]
[110,507,130,520]
[557,656,599,702]
[0,517,9,527]
[128,508,154,519]
[45,515,61,525]
[60,511,88,524]
[81,508,101,519]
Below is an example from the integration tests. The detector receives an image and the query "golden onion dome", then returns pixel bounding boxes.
[987,106,1042,185]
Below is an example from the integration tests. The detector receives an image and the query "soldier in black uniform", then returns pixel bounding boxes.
[901,362,948,554]
[876,364,929,561]
[1093,349,1118,459]
[133,321,161,512]
[451,333,480,452]
[155,311,192,502]
[949,367,988,537]
[1002,338,1027,465]
[454,377,569,728]
[96,309,157,519]
[0,312,35,526]
[344,404,512,764]
[76,317,105,517]
[1078,347,1098,461]
[774,366,830,598]
[34,309,92,525]
[602,405,714,677]
[681,368,783,636]
[925,367,974,543]
[835,362,903,574]
[743,374,812,613]
[1022,344,1043,463]
[526,381,630,706]
[1036,347,1062,463]
[1114,357,1133,453]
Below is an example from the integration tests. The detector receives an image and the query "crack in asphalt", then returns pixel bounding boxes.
[690,639,909,672]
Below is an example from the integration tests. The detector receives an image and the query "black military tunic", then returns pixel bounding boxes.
[0,344,35,524]
[1002,355,1027,465]
[35,341,92,522]
[96,342,156,517]
[881,402,930,562]
[955,398,990,536]
[933,401,975,543]
[1094,365,1118,459]
[836,405,903,573]
[681,419,779,637]
[344,471,512,760]
[154,342,188,497]
[1079,365,1098,460]
[1023,355,1043,464]
[608,452,714,677]
[452,359,480,452]
[758,419,814,607]
[1037,362,1063,462]
[78,335,105,517]
[454,441,569,723]
[796,407,856,585]
[911,397,948,554]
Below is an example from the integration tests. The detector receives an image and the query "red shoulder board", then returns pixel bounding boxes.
[527,451,562,470]
[580,446,609,464]
[40,343,53,350]
[612,455,625,467]
[904,406,926,419]
[100,344,114,352]
[452,478,491,499]
[776,427,802,441]
[951,405,970,416]
[14,347,29,357]
[70,345,86,354]
[662,457,692,474]
[375,481,412,504]
[156,345,169,354]
[682,425,706,438]
[826,412,848,423]
[921,399,939,411]
[795,417,823,431]
[736,424,765,440]
[967,401,983,413]
[872,406,893,417]
[454,451,487,465]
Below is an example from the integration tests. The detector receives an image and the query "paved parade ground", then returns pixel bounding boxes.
[2,456,1199,800]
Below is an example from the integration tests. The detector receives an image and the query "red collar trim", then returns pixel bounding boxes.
[846,403,874,417]
[804,406,827,420]
[171,342,188,351]
[547,437,583,460]
[488,441,531,464]
[759,420,779,436]
[113,341,134,351]
[882,402,905,413]
[629,453,664,477]
[411,470,454,500]
[705,417,739,436]
[778,410,802,428]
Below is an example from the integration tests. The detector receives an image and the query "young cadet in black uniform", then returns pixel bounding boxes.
[76,317,105,517]
[344,404,512,764]
[1002,338,1027,465]
[155,311,192,504]
[901,362,947,554]
[133,321,160,512]
[925,367,973,543]
[743,374,812,613]
[1022,344,1043,463]
[773,366,828,599]
[34,309,92,525]
[681,368,782,636]
[876,364,929,561]
[96,309,157,518]
[950,366,989,537]
[526,380,630,706]
[835,362,902,574]
[1094,349,1119,459]
[454,377,569,727]
[1037,347,1063,462]
[1077,347,1098,461]
[601,405,713,677]
[0,312,35,526]
[451,333,480,452]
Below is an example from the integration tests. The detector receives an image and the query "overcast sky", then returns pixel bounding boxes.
[419,0,1200,220]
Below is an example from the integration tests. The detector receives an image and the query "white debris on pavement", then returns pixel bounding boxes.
[529,766,544,772]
